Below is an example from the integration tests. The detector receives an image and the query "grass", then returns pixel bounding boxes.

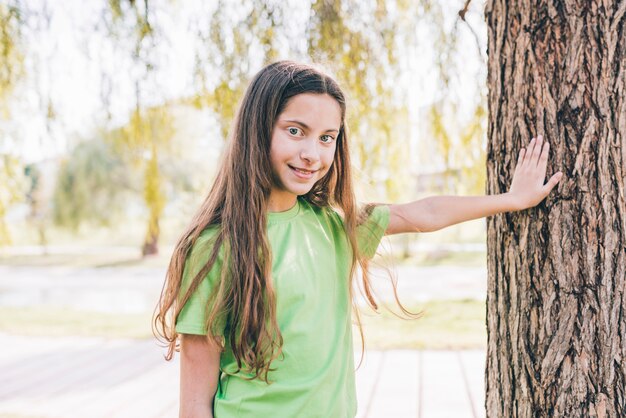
[355,299,486,350]
[0,250,172,269]
[392,250,486,267]
[0,300,486,350]
[0,307,154,339]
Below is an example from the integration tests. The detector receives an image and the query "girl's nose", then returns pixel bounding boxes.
[299,138,320,163]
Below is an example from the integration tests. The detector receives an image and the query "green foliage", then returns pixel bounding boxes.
[423,2,487,197]
[111,106,175,156]
[0,2,25,245]
[106,0,153,46]
[459,102,487,195]
[52,139,135,232]
[0,2,23,119]
[307,0,415,202]
[189,0,282,140]
[2,0,488,250]
[428,100,486,195]
[191,0,426,202]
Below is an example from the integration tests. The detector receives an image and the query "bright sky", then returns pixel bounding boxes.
[3,0,487,166]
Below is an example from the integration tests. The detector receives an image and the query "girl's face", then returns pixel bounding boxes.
[268,93,342,211]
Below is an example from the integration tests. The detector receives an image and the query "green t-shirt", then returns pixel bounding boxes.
[176,197,390,418]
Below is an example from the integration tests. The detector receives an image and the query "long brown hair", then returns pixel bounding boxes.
[154,61,396,382]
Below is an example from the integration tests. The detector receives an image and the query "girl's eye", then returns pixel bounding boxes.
[288,127,302,136]
[320,135,335,144]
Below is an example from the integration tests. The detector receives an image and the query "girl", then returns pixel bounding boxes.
[154,60,563,418]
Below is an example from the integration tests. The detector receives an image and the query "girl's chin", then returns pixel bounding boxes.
[289,185,314,196]
[273,172,322,196]
[284,177,317,192]
[271,184,313,198]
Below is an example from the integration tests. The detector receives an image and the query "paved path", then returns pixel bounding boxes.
[0,333,486,418]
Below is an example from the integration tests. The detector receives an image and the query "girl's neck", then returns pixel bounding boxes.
[267,190,298,212]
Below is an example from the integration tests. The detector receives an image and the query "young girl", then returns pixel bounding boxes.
[154,60,563,418]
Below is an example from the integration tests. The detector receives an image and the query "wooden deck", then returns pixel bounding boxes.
[0,333,486,418]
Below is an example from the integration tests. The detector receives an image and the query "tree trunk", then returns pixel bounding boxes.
[484,1,626,417]
[141,146,164,257]
[142,220,159,257]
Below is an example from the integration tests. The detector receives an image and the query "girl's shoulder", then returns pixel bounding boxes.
[196,224,220,243]
[186,225,224,267]
[192,225,220,248]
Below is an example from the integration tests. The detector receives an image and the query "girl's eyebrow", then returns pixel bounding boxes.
[283,119,339,133]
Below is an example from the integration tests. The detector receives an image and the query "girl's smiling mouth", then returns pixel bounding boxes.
[288,165,318,178]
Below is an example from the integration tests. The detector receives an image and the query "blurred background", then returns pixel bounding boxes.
[1,0,490,416]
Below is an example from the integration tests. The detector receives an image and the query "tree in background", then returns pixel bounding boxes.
[105,0,172,256]
[24,163,48,248]
[114,107,174,255]
[52,137,136,233]
[0,2,24,245]
[0,155,24,245]
[485,0,625,415]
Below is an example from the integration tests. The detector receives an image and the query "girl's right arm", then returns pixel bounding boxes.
[179,333,222,418]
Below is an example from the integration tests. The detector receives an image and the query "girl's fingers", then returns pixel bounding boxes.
[538,142,550,174]
[532,135,543,160]
[541,142,550,161]
[542,172,564,194]
[517,148,526,167]
[524,137,536,165]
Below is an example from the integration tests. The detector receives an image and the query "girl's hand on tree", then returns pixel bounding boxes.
[508,135,564,210]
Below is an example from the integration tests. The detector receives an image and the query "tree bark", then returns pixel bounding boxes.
[485,1,626,417]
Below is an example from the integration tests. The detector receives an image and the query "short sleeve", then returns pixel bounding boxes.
[356,204,390,259]
[175,229,226,336]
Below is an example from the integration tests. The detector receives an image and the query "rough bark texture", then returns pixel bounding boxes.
[484,1,626,417]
